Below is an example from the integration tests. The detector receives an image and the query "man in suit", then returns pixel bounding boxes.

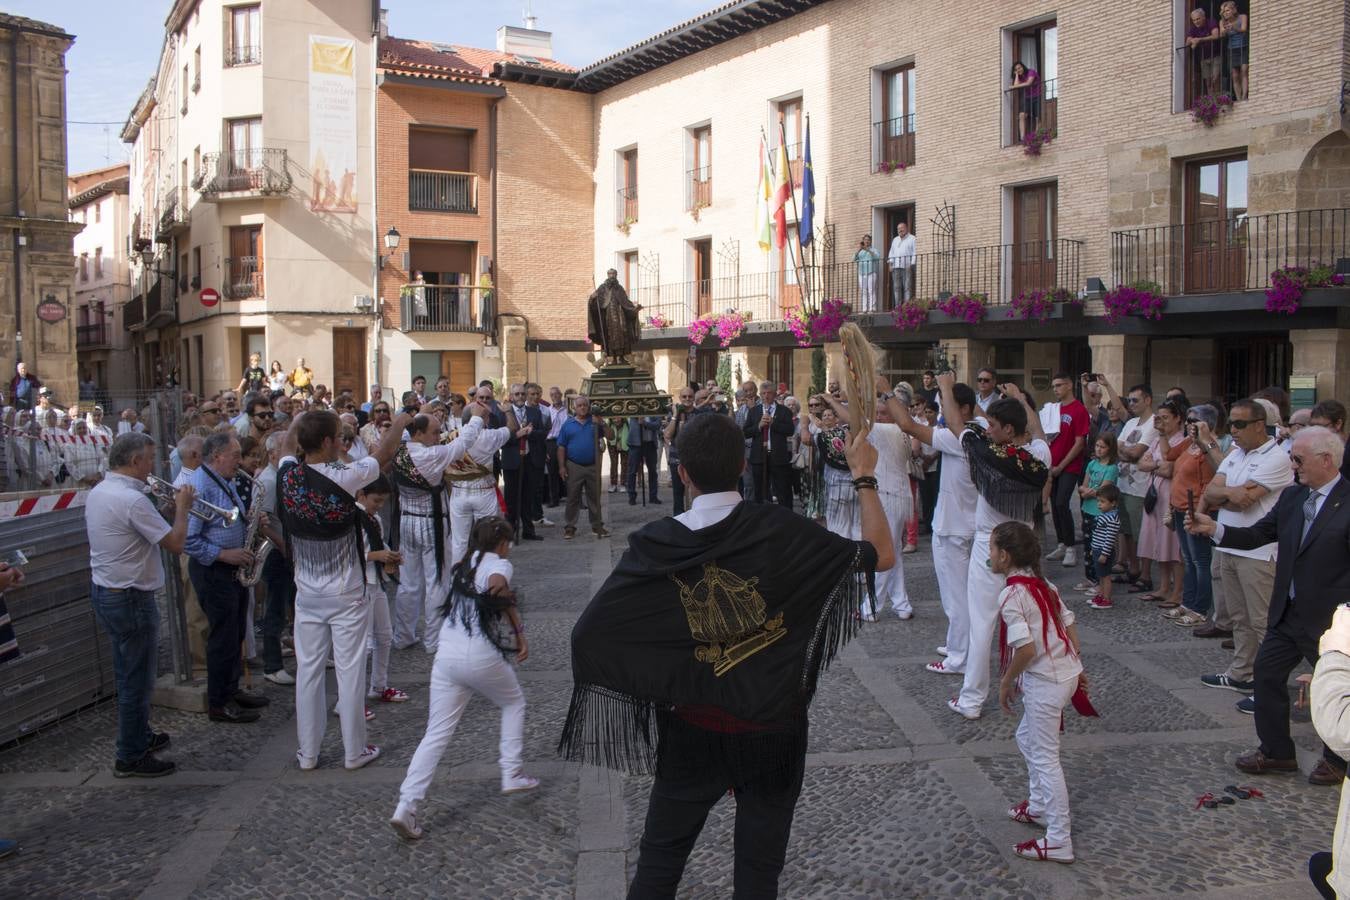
[502,383,545,542]
[742,380,795,510]
[1188,426,1350,784]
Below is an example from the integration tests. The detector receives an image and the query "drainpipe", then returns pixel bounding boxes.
[369,31,382,395]
[490,95,500,381]
[11,27,23,367]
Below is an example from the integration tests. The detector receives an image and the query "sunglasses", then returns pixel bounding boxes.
[1126,397,1140,405]
[977,377,993,383]
[253,410,273,417]
[1228,419,1260,430]
[373,407,390,413]
[1185,418,1200,425]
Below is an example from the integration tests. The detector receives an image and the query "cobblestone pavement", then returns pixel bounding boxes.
[0,487,1336,898]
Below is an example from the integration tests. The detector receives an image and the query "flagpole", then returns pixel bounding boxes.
[779,120,810,315]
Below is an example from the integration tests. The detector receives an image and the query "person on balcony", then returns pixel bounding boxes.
[1186,7,1222,100]
[1010,60,1040,143]
[886,222,917,307]
[1219,1,1249,101]
[854,234,881,312]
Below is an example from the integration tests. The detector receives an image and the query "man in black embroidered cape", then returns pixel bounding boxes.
[560,413,895,898]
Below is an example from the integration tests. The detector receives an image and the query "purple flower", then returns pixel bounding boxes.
[936,292,987,323]
[1103,282,1166,324]
[893,301,929,332]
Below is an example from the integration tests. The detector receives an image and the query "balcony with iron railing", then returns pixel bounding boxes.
[687,166,711,212]
[1004,77,1058,147]
[122,296,144,331]
[146,277,175,326]
[225,256,264,300]
[398,283,495,333]
[157,190,188,238]
[637,239,1083,329]
[872,114,916,172]
[780,142,803,187]
[408,169,478,213]
[76,322,111,349]
[1112,208,1350,297]
[615,186,638,228]
[225,44,261,67]
[196,149,292,199]
[1174,44,1247,113]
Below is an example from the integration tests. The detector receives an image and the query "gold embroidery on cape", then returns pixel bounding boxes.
[671,564,786,677]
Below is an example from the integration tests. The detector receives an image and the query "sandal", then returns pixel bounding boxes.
[1127,580,1155,594]
[1161,606,1187,619]
[1138,593,1164,603]
[1158,598,1182,609]
[1224,785,1264,800]
[1194,792,1235,809]
[1174,610,1207,627]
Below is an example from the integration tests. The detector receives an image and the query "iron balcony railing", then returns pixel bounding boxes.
[780,141,804,187]
[872,114,916,172]
[398,283,494,333]
[197,149,292,197]
[157,190,187,237]
[76,322,110,349]
[1004,77,1058,147]
[225,44,261,67]
[225,256,263,300]
[687,166,711,211]
[1112,208,1350,296]
[637,239,1083,329]
[1174,44,1245,113]
[616,186,638,227]
[146,277,174,324]
[122,296,144,331]
[408,169,478,213]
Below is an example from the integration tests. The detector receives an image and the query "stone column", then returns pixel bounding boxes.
[1088,334,1149,397]
[499,314,528,387]
[1290,328,1350,403]
[791,347,815,400]
[652,349,689,393]
[943,338,995,386]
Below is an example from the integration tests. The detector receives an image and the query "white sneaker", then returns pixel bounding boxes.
[607,484,618,493]
[894,608,913,620]
[1061,548,1077,567]
[296,750,317,771]
[345,744,381,770]
[947,698,981,720]
[535,516,555,527]
[926,660,962,675]
[1045,543,1066,561]
[936,645,949,656]
[390,802,422,840]
[264,670,296,685]
[1014,837,1074,864]
[501,771,540,793]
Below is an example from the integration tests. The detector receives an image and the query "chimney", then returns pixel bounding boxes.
[496,23,552,61]
[377,7,388,40]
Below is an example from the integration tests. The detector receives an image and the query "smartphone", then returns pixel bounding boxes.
[1089,373,1102,383]
[0,548,29,567]
[1186,489,1196,519]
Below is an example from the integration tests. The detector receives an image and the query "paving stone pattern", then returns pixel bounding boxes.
[0,489,1336,898]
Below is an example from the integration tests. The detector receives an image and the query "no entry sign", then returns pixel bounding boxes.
[200,288,220,307]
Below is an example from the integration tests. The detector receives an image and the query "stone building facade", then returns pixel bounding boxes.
[0,15,81,407]
[69,164,136,403]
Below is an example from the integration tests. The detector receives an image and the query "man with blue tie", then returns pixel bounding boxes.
[1188,426,1350,784]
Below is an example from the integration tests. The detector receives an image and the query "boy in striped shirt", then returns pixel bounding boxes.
[1087,484,1121,610]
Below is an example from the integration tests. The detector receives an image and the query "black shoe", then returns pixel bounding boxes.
[114,755,177,778]
[148,731,171,753]
[628,496,637,506]
[650,496,661,504]
[1235,695,1255,716]
[210,704,261,724]
[231,689,270,709]
[522,533,544,541]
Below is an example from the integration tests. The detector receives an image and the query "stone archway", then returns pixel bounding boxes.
[1295,129,1350,211]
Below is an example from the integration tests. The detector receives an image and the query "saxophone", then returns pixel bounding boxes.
[236,469,274,587]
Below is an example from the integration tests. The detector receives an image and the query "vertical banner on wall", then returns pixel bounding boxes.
[308,35,357,213]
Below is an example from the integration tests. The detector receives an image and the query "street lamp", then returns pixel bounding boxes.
[139,247,177,280]
[378,226,401,269]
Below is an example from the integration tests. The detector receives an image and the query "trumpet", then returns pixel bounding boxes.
[146,474,240,524]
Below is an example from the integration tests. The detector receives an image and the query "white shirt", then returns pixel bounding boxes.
[440,551,515,644]
[546,404,568,440]
[999,572,1082,684]
[348,434,370,461]
[674,491,742,531]
[86,472,171,591]
[1117,414,1158,497]
[976,391,998,412]
[975,438,1052,534]
[172,465,198,490]
[449,425,513,488]
[1214,438,1293,561]
[278,454,382,597]
[868,422,910,496]
[929,417,987,538]
[887,233,916,269]
[408,416,485,482]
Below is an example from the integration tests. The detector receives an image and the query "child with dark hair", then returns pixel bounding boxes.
[390,515,536,841]
[1086,483,1122,610]
[356,476,407,708]
[991,521,1086,865]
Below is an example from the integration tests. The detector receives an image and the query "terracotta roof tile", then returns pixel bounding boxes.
[378,35,575,84]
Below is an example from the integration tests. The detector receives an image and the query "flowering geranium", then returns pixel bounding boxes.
[1191,93,1234,127]
[808,297,852,342]
[645,313,671,329]
[687,315,715,346]
[1102,281,1166,325]
[1023,127,1053,157]
[714,310,748,348]
[935,292,988,324]
[877,160,909,174]
[785,308,812,347]
[1010,287,1074,322]
[1265,263,1346,315]
[893,300,929,331]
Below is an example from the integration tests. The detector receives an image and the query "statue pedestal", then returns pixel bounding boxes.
[578,364,671,416]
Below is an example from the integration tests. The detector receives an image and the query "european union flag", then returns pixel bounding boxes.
[799,117,815,247]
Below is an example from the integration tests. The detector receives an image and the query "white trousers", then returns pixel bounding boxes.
[397,626,527,810]
[393,516,451,654]
[957,531,1004,712]
[932,534,974,670]
[295,586,372,766]
[858,273,878,312]
[367,583,394,695]
[450,487,500,569]
[867,489,912,617]
[1016,674,1077,848]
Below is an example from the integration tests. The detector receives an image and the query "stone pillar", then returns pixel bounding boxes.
[731,346,770,387]
[791,347,815,400]
[823,341,843,389]
[652,349,689,394]
[1088,334,1149,397]
[499,314,528,387]
[1290,328,1350,403]
[944,339,995,386]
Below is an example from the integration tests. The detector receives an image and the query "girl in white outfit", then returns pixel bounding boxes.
[390,516,538,841]
[992,521,1085,865]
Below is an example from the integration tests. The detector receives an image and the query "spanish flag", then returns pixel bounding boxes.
[754,138,772,252]
[771,140,790,250]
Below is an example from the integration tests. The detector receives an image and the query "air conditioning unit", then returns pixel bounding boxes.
[353,294,373,311]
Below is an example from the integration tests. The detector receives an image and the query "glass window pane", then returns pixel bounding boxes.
[1043,26,1058,83]
[1225,159,1248,216]
[905,69,916,127]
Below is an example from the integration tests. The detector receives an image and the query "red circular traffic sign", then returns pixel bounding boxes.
[200,288,220,307]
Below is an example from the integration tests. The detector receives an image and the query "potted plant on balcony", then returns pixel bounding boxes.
[715,310,748,348]
[1010,287,1076,322]
[1265,263,1347,315]
[1191,92,1235,128]
[1023,126,1054,157]
[785,308,813,347]
[932,291,988,324]
[892,300,929,332]
[617,216,637,236]
[1102,280,1167,324]
[645,312,672,330]
[807,297,852,342]
[687,314,716,346]
[877,160,909,174]
[689,199,711,222]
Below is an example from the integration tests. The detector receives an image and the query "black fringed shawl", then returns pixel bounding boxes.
[961,422,1049,523]
[390,444,448,581]
[278,460,365,585]
[440,560,519,659]
[559,502,877,788]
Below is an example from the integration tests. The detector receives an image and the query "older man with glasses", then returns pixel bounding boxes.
[1099,378,1157,594]
[975,369,1000,412]
[663,386,697,514]
[1310,400,1350,478]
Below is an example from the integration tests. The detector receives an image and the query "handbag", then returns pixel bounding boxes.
[1143,479,1158,515]
[907,454,927,481]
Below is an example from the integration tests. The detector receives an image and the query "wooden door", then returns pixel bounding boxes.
[331,328,366,398]
[881,205,915,310]
[881,66,915,167]
[693,239,713,316]
[691,126,712,207]
[441,351,476,395]
[1185,156,1247,293]
[778,98,803,186]
[1013,183,1057,298]
[240,328,264,380]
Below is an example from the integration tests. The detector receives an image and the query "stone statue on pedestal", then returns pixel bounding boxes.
[587,269,642,366]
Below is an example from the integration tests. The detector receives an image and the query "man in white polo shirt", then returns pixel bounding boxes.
[85,432,195,778]
[1198,399,1293,693]
[1100,378,1157,590]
